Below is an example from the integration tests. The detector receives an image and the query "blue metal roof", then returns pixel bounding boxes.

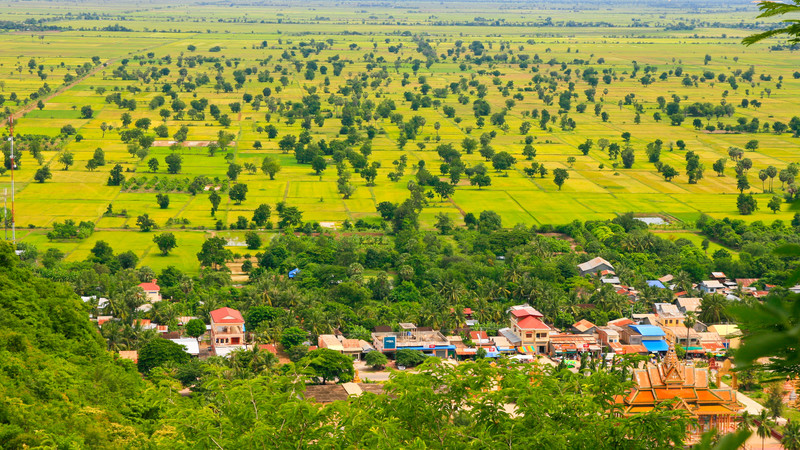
[646,280,666,289]
[642,340,669,352]
[288,268,300,278]
[629,324,665,337]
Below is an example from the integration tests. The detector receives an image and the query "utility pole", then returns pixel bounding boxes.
[3,188,6,241]
[8,115,14,245]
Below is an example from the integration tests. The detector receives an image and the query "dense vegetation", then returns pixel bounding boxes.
[1,238,701,448]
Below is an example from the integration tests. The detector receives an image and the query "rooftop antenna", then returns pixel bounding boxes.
[7,115,14,245]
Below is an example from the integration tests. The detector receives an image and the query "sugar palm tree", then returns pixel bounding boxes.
[756,409,773,450]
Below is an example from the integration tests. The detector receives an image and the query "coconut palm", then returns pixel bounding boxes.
[739,410,755,431]
[783,421,800,450]
[756,409,773,450]
[683,311,697,359]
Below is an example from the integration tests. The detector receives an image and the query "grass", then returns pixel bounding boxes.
[1,1,797,273]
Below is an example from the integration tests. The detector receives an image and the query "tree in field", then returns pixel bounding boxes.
[737,193,757,215]
[153,232,177,255]
[137,338,190,373]
[80,105,93,119]
[197,236,232,269]
[245,231,262,250]
[661,165,678,181]
[434,213,454,235]
[737,174,750,193]
[768,196,783,213]
[156,193,169,209]
[136,214,157,232]
[252,204,271,227]
[148,158,159,172]
[470,174,491,189]
[365,350,388,369]
[58,151,74,170]
[553,168,569,190]
[261,156,281,180]
[522,144,536,160]
[165,153,182,174]
[277,202,303,229]
[34,166,52,183]
[209,190,221,216]
[461,137,478,154]
[713,158,726,176]
[311,156,327,175]
[578,139,593,155]
[759,170,769,191]
[621,148,635,168]
[229,183,248,204]
[491,151,516,172]
[107,164,125,186]
[767,165,778,191]
[185,318,205,340]
[227,163,242,181]
[433,180,455,200]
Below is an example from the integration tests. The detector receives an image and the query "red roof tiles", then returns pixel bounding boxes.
[210,307,244,324]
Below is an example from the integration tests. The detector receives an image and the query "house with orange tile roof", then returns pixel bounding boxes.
[616,343,741,439]
[138,279,162,303]
[210,307,245,349]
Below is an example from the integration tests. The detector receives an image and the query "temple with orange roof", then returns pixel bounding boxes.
[616,343,741,438]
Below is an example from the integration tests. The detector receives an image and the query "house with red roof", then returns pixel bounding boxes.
[138,279,162,303]
[210,307,245,349]
[507,304,551,354]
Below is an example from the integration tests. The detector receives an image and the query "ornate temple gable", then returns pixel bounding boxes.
[660,342,685,385]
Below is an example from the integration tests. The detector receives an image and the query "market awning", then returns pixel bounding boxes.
[642,340,669,353]
[516,345,538,354]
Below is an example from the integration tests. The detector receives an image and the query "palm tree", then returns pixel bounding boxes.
[739,411,755,431]
[756,409,773,450]
[674,271,694,296]
[783,421,800,450]
[700,294,729,324]
[683,311,697,359]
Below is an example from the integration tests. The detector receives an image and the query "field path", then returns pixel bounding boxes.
[3,36,188,128]
[2,58,120,128]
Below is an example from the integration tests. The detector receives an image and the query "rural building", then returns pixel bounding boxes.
[549,333,601,357]
[318,334,374,360]
[507,305,551,354]
[571,319,597,335]
[210,307,245,349]
[371,323,453,358]
[699,280,725,294]
[138,279,162,303]
[627,324,669,354]
[707,324,742,349]
[170,338,200,356]
[577,257,615,276]
[675,298,702,314]
[661,326,701,353]
[653,303,685,327]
